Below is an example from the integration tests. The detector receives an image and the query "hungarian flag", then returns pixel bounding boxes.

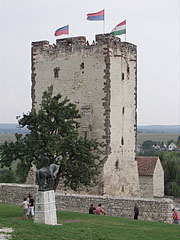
[110,20,126,36]
[54,25,69,36]
[87,10,104,21]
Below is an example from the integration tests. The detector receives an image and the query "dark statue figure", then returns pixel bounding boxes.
[36,153,57,191]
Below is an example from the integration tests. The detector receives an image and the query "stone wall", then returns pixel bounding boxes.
[139,176,153,198]
[0,184,174,223]
[153,158,164,197]
[56,193,173,223]
[0,184,38,205]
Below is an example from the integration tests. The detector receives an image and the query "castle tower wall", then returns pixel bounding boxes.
[102,40,139,197]
[31,34,139,197]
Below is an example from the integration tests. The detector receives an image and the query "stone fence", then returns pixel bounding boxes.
[0,184,174,223]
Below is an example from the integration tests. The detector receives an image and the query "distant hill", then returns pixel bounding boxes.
[0,123,179,134]
[0,123,28,134]
[138,125,180,134]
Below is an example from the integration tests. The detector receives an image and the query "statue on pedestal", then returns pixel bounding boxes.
[36,153,57,191]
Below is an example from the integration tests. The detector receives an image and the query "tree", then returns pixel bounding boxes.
[159,152,180,197]
[167,139,174,146]
[0,169,16,183]
[0,86,104,191]
[176,136,180,149]
[142,140,153,151]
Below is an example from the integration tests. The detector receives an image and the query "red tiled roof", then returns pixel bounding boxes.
[135,156,159,176]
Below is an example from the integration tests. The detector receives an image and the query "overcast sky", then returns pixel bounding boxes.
[0,0,179,125]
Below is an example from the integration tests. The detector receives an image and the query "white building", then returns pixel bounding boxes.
[136,156,164,198]
[168,142,177,151]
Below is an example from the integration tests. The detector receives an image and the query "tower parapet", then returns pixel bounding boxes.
[32,40,50,50]
[31,34,136,58]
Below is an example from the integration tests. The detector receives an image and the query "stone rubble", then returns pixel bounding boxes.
[0,228,13,240]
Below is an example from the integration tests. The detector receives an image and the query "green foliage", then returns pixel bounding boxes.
[0,169,16,183]
[177,135,180,149]
[167,139,175,146]
[137,149,156,156]
[159,152,180,197]
[0,204,180,240]
[0,86,103,190]
[142,140,153,150]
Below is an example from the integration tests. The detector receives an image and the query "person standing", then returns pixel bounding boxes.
[27,195,35,219]
[27,193,31,202]
[20,198,29,220]
[172,209,179,224]
[134,204,139,220]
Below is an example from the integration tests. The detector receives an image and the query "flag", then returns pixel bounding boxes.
[110,20,126,36]
[54,25,69,36]
[87,10,104,21]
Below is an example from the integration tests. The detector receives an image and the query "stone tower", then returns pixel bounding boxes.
[31,34,139,197]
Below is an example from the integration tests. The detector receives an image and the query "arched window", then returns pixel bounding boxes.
[54,67,60,78]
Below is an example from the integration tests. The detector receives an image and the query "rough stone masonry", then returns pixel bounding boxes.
[0,184,175,223]
[31,34,139,197]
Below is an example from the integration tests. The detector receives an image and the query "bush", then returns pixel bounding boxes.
[0,169,16,183]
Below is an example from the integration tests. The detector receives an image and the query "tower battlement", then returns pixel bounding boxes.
[31,34,137,59]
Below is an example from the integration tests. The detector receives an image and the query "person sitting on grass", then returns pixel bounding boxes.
[172,209,179,224]
[20,197,29,220]
[95,203,106,215]
[89,204,96,214]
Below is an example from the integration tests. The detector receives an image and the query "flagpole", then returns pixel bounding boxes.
[125,19,126,42]
[103,19,105,34]
[103,10,105,34]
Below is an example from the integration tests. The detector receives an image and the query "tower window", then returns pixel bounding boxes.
[122,107,125,114]
[122,73,125,80]
[115,160,119,169]
[54,67,60,78]
[121,137,124,145]
[80,62,84,69]
[127,66,130,74]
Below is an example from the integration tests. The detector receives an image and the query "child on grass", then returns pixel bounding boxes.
[20,197,29,220]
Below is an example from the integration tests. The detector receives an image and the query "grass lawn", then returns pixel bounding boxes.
[0,204,180,240]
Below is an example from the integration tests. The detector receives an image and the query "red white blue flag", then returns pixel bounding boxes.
[87,10,104,21]
[54,25,69,36]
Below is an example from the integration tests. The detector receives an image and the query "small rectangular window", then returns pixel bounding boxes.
[122,73,124,80]
[122,107,125,114]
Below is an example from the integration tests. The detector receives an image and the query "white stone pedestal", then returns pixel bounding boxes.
[34,190,57,225]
